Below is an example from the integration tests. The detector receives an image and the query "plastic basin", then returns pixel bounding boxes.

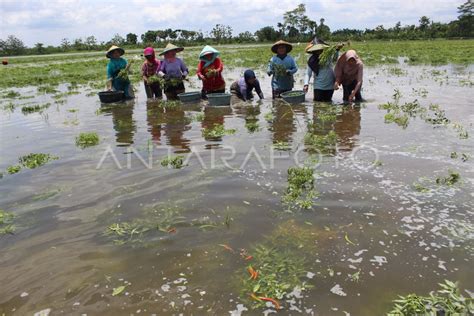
[207,93,232,106]
[98,91,124,103]
[281,90,305,104]
[178,91,201,103]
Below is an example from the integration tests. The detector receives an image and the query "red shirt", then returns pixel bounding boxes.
[197,58,225,92]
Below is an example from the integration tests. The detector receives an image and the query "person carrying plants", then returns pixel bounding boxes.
[157,43,189,100]
[106,45,134,99]
[197,45,226,99]
[267,40,298,99]
[303,37,343,102]
[142,47,162,99]
[334,50,364,102]
[230,69,264,101]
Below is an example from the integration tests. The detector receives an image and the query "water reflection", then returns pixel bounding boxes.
[101,101,136,146]
[268,101,300,144]
[146,100,192,153]
[334,106,361,151]
[201,106,233,147]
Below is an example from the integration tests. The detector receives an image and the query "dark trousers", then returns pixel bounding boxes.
[144,82,162,99]
[164,82,185,100]
[201,88,225,99]
[314,89,334,102]
[342,80,362,102]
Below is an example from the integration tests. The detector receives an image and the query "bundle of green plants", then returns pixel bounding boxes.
[271,63,288,77]
[304,130,337,154]
[319,45,338,66]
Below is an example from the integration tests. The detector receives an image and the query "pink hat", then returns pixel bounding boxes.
[144,47,155,56]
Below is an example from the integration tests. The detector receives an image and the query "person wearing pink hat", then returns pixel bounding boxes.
[142,47,162,99]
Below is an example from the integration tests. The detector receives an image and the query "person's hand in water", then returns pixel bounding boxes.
[303,85,309,93]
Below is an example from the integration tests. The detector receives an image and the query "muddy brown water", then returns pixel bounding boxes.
[0,65,473,315]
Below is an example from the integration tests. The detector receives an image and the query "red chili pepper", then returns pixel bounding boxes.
[247,266,256,279]
[259,297,280,310]
[252,270,259,280]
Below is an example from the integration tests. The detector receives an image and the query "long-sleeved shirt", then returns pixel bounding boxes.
[142,59,161,77]
[267,55,298,91]
[231,77,263,101]
[158,58,188,79]
[197,58,225,92]
[107,57,127,80]
[304,51,338,91]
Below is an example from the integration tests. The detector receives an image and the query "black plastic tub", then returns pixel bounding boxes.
[98,91,124,103]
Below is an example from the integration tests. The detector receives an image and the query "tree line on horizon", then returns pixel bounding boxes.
[1,1,472,57]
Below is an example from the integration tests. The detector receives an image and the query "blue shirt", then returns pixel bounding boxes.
[267,55,298,91]
[304,51,338,91]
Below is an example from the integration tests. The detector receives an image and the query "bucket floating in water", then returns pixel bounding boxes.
[98,91,124,103]
[281,90,305,104]
[207,93,232,106]
[178,91,201,103]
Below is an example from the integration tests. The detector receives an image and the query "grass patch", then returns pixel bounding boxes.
[75,132,100,148]
[245,121,260,133]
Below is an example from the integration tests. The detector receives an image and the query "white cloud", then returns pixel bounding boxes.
[0,0,464,46]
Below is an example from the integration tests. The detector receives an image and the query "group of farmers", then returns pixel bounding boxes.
[105,38,364,103]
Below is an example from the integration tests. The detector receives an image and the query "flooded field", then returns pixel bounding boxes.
[0,50,473,315]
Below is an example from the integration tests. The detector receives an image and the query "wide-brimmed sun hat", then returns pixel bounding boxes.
[305,43,330,53]
[106,45,125,58]
[271,40,293,54]
[159,43,184,56]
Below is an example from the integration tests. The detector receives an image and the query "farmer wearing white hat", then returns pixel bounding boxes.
[105,45,134,99]
[157,43,189,100]
[197,45,226,99]
[303,37,343,102]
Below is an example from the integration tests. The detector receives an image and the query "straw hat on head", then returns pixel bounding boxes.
[159,43,184,56]
[106,45,125,58]
[271,40,293,54]
[306,43,330,53]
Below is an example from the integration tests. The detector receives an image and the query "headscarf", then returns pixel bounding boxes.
[199,45,220,68]
[244,69,256,86]
[335,50,363,85]
[307,36,329,76]
[307,52,321,76]
[143,47,159,67]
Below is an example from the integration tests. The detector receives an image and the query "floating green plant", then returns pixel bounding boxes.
[161,155,185,169]
[282,166,317,210]
[75,132,100,148]
[388,280,474,315]
[21,103,51,114]
[304,130,337,154]
[0,209,15,235]
[436,170,460,186]
[202,124,236,139]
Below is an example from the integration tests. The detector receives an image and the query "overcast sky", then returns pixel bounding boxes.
[0,0,465,46]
